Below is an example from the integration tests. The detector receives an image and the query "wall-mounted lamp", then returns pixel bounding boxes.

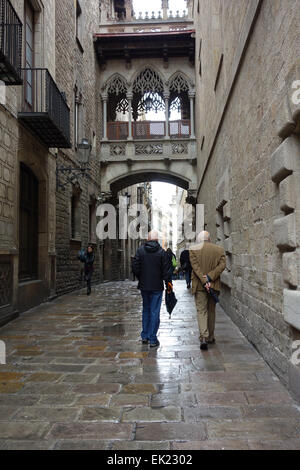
[56,138,92,191]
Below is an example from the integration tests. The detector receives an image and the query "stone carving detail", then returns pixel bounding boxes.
[133,68,164,94]
[135,143,163,155]
[106,75,127,95]
[110,144,126,156]
[0,257,12,308]
[169,73,190,93]
[172,142,188,154]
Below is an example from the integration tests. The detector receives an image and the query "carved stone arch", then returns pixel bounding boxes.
[167,72,192,118]
[131,66,165,93]
[103,73,129,121]
[103,73,128,95]
[131,67,166,119]
[168,71,193,93]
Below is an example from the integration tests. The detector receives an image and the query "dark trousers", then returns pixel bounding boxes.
[141,290,163,343]
[185,268,192,286]
[85,270,93,292]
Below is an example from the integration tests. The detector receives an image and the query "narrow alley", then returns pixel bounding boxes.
[0,281,299,450]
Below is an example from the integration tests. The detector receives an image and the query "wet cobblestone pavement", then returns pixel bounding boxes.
[0,280,299,450]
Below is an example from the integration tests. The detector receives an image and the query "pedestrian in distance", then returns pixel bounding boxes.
[84,245,95,296]
[190,231,226,351]
[132,230,173,348]
[180,247,192,289]
[166,248,177,281]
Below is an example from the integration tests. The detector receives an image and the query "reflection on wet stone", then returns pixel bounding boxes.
[0,281,298,449]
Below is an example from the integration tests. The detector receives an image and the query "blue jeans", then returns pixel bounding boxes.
[141,290,163,344]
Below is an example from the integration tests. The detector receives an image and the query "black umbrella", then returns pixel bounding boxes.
[165,283,177,318]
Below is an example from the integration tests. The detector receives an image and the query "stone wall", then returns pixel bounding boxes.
[195,0,300,400]
[55,0,103,296]
[0,0,57,319]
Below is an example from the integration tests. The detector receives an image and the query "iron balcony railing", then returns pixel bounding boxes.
[19,68,71,148]
[0,0,22,85]
[107,120,191,140]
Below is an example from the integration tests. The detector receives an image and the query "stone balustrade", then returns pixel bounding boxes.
[100,138,196,163]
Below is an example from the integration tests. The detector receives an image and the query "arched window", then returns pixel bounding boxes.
[132,68,165,119]
[169,73,190,118]
[106,75,128,121]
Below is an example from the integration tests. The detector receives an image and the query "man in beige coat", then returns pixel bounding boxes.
[189,231,226,350]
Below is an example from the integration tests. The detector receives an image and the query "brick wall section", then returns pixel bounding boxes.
[195,0,300,393]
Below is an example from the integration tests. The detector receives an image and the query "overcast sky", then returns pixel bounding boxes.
[133,0,187,15]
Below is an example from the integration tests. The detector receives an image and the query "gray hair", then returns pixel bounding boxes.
[196,231,211,243]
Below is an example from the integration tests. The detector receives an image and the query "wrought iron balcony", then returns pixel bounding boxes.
[18,68,71,148]
[107,120,191,141]
[0,0,22,85]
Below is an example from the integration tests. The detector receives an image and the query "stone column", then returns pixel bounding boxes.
[164,91,170,139]
[102,94,108,141]
[127,92,133,140]
[189,91,195,139]
[161,0,169,20]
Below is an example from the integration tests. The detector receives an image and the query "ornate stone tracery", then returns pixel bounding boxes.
[132,68,164,94]
[106,74,128,95]
[169,72,190,93]
[101,67,195,132]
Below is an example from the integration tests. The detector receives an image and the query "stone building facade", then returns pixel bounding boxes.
[0,0,104,323]
[194,0,300,400]
[0,0,58,324]
[54,0,103,296]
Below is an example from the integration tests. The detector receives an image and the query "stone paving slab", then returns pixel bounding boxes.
[0,280,299,450]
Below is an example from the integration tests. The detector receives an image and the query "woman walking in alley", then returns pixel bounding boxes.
[84,245,95,296]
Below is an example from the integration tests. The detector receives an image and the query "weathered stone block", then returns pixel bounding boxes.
[216,226,223,242]
[216,169,229,209]
[273,213,296,250]
[224,237,232,254]
[285,62,300,123]
[283,289,300,331]
[216,211,223,227]
[224,221,231,238]
[283,251,299,288]
[277,93,296,139]
[223,202,231,221]
[271,135,300,183]
[279,174,298,212]
[221,270,232,288]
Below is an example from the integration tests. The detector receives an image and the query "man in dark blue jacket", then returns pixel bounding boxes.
[132,230,172,348]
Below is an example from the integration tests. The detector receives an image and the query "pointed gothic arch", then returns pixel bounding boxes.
[131,67,165,119]
[104,73,128,95]
[168,72,192,118]
[104,73,129,122]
